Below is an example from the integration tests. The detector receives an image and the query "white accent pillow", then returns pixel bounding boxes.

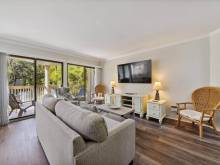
[42,94,59,113]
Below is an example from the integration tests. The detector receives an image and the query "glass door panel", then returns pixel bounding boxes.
[68,64,85,100]
[8,56,35,119]
[36,60,63,101]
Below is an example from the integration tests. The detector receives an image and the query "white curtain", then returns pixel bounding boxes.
[94,67,102,86]
[0,53,9,125]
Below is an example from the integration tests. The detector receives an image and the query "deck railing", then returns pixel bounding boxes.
[9,85,45,102]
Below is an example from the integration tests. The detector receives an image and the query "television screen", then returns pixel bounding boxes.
[118,64,131,83]
[117,60,152,83]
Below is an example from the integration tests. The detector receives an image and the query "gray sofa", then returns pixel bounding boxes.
[36,96,135,165]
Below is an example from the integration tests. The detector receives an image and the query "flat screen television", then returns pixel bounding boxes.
[117,60,152,83]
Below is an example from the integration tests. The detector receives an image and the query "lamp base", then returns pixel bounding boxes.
[154,90,160,101]
[111,87,115,94]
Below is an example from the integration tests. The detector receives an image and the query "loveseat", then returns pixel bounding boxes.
[36,95,135,165]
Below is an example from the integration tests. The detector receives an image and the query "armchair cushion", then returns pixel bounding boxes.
[180,109,210,121]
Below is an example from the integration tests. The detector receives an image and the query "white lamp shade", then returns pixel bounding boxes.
[111,80,116,87]
[153,82,161,90]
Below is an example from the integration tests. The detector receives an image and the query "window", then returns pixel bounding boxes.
[67,64,95,101]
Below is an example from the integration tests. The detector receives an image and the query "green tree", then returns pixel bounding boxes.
[36,65,45,85]
[8,57,62,88]
[68,65,84,96]
[49,65,62,86]
[8,58,34,86]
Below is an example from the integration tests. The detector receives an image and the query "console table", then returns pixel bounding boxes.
[105,94,148,118]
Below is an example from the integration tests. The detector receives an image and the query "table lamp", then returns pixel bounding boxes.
[153,82,161,101]
[111,80,116,94]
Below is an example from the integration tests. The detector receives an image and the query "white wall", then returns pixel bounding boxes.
[103,37,210,106]
[210,30,220,86]
[210,29,220,128]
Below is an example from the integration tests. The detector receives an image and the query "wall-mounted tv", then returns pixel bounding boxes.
[117,60,152,83]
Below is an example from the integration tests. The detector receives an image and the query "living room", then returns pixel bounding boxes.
[1,1,220,165]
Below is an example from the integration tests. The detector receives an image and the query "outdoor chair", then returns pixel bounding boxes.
[9,94,35,117]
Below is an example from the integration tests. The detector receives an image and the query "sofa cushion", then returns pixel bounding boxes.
[102,116,121,132]
[42,94,59,113]
[80,101,97,112]
[55,101,108,142]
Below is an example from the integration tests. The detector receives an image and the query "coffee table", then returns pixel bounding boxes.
[96,104,134,118]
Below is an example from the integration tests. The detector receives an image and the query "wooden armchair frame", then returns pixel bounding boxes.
[177,87,220,138]
[177,102,193,126]
[177,102,193,111]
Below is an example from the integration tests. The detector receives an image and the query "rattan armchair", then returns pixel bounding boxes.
[95,84,106,97]
[91,84,106,104]
[177,87,220,138]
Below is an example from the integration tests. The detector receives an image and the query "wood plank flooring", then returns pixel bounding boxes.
[1,117,220,165]
[0,118,48,165]
[135,118,220,165]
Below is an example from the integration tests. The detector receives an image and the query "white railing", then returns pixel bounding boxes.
[9,85,45,102]
[36,86,46,101]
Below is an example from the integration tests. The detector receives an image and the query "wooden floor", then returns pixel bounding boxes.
[1,118,220,165]
[135,118,220,165]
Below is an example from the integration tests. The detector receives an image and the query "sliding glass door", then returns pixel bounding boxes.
[8,56,63,120]
[8,56,35,120]
[68,64,95,101]
[36,60,63,101]
[8,55,96,120]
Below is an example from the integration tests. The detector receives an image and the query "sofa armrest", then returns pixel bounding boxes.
[36,102,86,165]
[75,119,135,165]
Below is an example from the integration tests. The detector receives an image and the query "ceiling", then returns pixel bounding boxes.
[1,0,220,60]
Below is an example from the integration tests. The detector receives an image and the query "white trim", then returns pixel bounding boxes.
[106,34,209,61]
[0,32,216,62]
[209,28,220,36]
[1,50,102,68]
[0,35,103,62]
[0,37,104,68]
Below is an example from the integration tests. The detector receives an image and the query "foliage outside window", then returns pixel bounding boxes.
[8,57,62,88]
[37,63,62,88]
[68,65,85,96]
[8,57,34,86]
